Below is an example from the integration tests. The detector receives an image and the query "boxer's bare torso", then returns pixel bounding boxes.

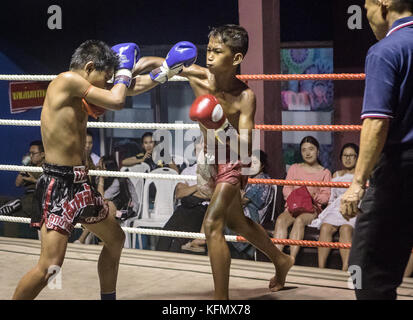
[41,68,121,167]
[186,67,254,130]
[181,35,256,146]
[41,72,90,167]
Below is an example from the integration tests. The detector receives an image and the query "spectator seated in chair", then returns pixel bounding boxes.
[273,136,331,260]
[85,129,100,167]
[156,136,212,253]
[122,131,179,207]
[308,143,359,271]
[75,155,135,244]
[225,150,275,260]
[0,140,45,218]
[121,131,179,172]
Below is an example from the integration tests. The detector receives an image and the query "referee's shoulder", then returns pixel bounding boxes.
[367,41,385,56]
[367,36,399,59]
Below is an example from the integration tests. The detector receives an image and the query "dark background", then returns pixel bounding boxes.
[0,0,334,73]
[0,0,362,198]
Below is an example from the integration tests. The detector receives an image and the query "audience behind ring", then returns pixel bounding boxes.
[225,150,275,260]
[2,135,412,276]
[156,136,211,253]
[75,154,136,244]
[309,143,359,271]
[0,140,45,218]
[85,130,100,168]
[273,136,332,260]
[122,131,179,173]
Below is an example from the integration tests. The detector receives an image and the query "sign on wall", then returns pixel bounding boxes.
[9,81,49,114]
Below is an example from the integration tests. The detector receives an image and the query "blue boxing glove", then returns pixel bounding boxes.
[150,41,197,84]
[111,43,140,87]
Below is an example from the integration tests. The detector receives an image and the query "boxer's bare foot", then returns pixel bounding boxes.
[269,255,294,292]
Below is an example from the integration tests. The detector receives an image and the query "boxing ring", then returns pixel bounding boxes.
[0,73,412,300]
[0,236,410,300]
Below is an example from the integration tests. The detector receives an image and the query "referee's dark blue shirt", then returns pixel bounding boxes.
[361,16,413,147]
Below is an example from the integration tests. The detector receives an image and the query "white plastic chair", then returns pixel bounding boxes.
[119,162,151,248]
[131,167,181,249]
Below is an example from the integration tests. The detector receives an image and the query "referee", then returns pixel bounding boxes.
[340,0,413,299]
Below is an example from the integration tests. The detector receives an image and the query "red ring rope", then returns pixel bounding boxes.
[248,179,351,188]
[254,125,362,131]
[235,236,352,249]
[237,73,366,81]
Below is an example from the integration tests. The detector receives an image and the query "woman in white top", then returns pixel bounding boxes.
[310,143,359,271]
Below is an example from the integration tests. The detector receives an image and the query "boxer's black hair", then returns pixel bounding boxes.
[70,40,119,72]
[208,24,249,56]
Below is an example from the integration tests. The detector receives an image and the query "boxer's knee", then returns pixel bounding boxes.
[204,214,225,241]
[35,258,64,286]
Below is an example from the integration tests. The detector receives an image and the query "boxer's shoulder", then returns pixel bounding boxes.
[56,71,83,84]
[51,71,89,95]
[239,86,255,101]
[237,87,256,112]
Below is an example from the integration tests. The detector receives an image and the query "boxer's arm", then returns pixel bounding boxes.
[237,90,256,157]
[132,56,206,80]
[180,64,208,82]
[180,64,210,96]
[63,72,127,110]
[84,84,127,110]
[127,74,159,96]
[128,52,205,96]
[132,57,164,75]
[128,63,208,96]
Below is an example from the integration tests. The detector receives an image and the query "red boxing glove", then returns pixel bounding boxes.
[82,99,106,119]
[189,94,226,129]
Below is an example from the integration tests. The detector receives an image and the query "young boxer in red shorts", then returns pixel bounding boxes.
[135,25,294,300]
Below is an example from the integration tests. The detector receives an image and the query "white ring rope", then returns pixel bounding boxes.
[0,119,199,130]
[0,74,188,82]
[0,165,197,182]
[0,215,240,243]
